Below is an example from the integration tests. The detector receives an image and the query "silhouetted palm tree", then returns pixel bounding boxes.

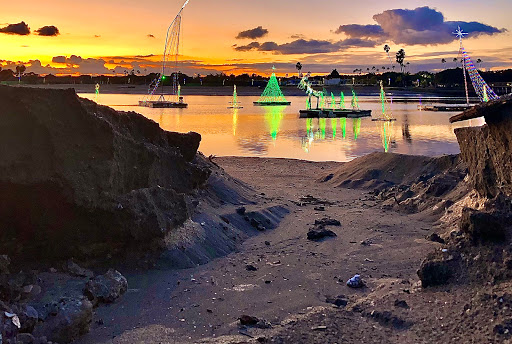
[476,58,482,69]
[396,49,405,73]
[15,65,26,83]
[296,62,302,77]
[383,44,392,66]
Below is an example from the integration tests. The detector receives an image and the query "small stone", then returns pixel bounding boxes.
[346,274,364,288]
[245,264,258,272]
[264,241,271,246]
[394,299,409,309]
[307,228,337,241]
[427,233,445,244]
[239,315,259,326]
[314,218,341,227]
[63,260,94,278]
[236,207,246,215]
[313,206,325,211]
[311,325,327,331]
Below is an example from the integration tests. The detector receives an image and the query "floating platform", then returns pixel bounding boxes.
[299,108,371,118]
[371,118,397,122]
[253,101,291,106]
[139,100,188,108]
[418,104,473,112]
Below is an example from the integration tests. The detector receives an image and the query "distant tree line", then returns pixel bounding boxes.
[1,64,511,89]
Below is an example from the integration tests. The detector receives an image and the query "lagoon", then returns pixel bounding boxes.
[79,93,482,162]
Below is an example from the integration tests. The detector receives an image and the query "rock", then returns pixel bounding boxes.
[0,86,209,262]
[239,315,259,326]
[460,208,506,244]
[245,264,258,272]
[417,256,453,287]
[17,333,35,344]
[19,305,39,333]
[346,274,364,288]
[307,228,337,241]
[236,207,246,215]
[325,295,348,308]
[394,299,409,309]
[313,206,325,211]
[314,218,341,227]
[63,260,94,278]
[84,269,127,306]
[32,297,93,343]
[0,255,10,274]
[264,241,271,246]
[427,233,445,244]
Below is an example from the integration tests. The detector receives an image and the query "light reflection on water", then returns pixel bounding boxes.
[79,93,484,162]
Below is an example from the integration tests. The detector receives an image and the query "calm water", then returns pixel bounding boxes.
[79,94,483,162]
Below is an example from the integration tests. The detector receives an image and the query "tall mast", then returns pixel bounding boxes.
[453,26,469,105]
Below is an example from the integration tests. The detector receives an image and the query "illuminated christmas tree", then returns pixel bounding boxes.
[254,66,291,106]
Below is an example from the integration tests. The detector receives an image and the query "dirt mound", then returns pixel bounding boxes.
[323,152,462,189]
[0,86,211,262]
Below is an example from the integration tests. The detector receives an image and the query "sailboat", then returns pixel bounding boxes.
[228,85,243,109]
[372,81,396,121]
[419,26,498,112]
[139,0,190,108]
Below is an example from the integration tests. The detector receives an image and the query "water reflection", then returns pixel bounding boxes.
[264,106,286,140]
[79,94,481,162]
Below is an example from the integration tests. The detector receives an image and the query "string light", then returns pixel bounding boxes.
[256,66,289,104]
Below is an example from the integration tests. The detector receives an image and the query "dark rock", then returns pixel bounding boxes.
[236,207,246,215]
[394,299,409,309]
[264,241,271,246]
[417,257,453,287]
[427,233,445,244]
[219,215,230,224]
[19,305,39,333]
[84,269,127,306]
[17,333,35,344]
[0,86,209,262]
[0,255,10,274]
[314,218,341,227]
[239,315,259,326]
[32,297,93,343]
[307,228,337,241]
[460,208,506,244]
[63,260,93,278]
[325,295,348,308]
[313,206,325,211]
[250,218,261,229]
[245,264,258,272]
[366,310,412,329]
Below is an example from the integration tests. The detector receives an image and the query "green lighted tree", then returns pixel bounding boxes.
[257,67,288,103]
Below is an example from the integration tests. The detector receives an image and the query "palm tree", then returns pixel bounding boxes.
[296,62,302,78]
[396,49,405,73]
[383,44,392,66]
[15,65,26,84]
[476,58,482,69]
[406,62,410,73]
[441,58,446,64]
[453,57,458,67]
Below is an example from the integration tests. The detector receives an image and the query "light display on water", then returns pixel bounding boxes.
[353,118,361,140]
[318,118,326,139]
[340,118,347,139]
[264,105,285,140]
[379,121,394,152]
[306,117,313,137]
[379,81,393,120]
[94,83,100,102]
[331,118,337,139]
[339,92,345,110]
[331,93,336,109]
[257,67,289,104]
[232,108,238,136]
[306,97,311,110]
[453,26,498,103]
[351,90,360,109]
[319,93,326,109]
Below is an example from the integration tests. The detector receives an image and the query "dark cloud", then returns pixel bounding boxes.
[290,34,305,39]
[0,22,30,35]
[334,24,386,38]
[235,38,377,54]
[35,25,59,36]
[236,26,268,39]
[51,55,83,65]
[147,34,155,38]
[335,7,505,45]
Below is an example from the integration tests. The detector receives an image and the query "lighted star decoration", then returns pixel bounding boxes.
[453,26,468,43]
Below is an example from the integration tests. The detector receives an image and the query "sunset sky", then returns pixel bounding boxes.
[1,0,511,76]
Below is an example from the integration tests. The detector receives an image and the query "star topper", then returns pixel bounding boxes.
[453,26,468,41]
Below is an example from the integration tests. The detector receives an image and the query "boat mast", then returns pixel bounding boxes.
[454,26,469,105]
[159,0,190,101]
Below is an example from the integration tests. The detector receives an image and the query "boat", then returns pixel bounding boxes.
[253,66,291,106]
[139,0,190,108]
[297,74,371,118]
[419,26,498,112]
[227,85,243,109]
[371,81,396,121]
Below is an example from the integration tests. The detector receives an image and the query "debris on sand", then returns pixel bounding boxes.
[346,274,365,288]
[307,228,337,241]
